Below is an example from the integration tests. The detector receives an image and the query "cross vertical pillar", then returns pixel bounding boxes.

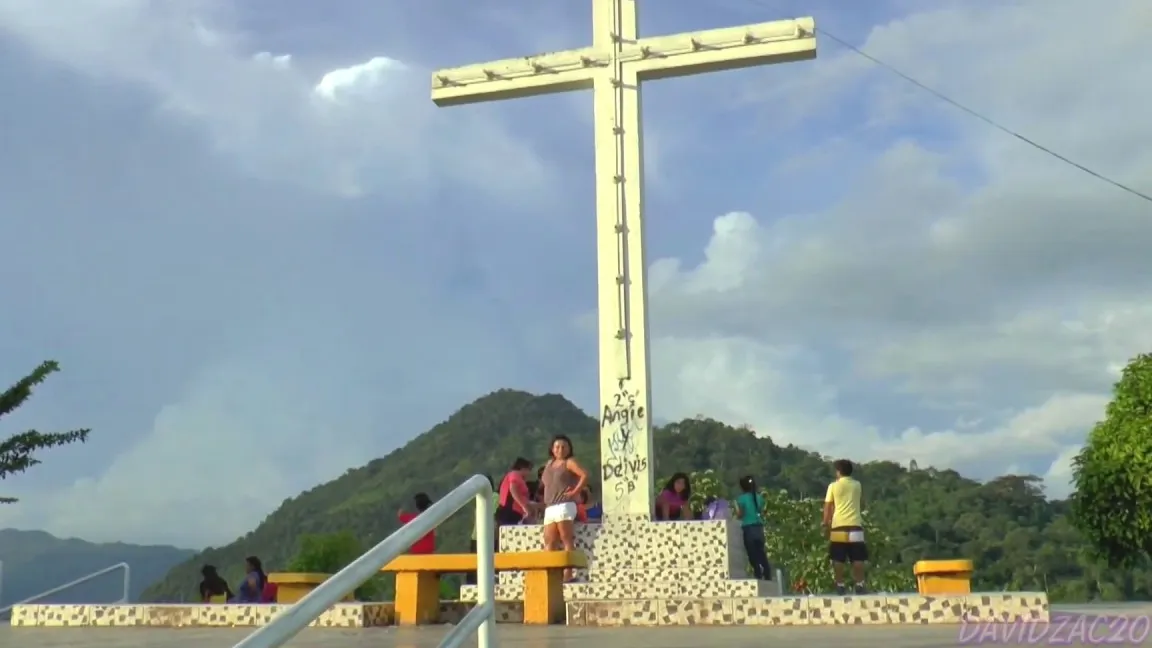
[593,0,655,519]
[429,0,817,523]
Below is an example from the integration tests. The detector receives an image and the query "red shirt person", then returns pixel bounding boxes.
[397,492,435,554]
[497,458,536,525]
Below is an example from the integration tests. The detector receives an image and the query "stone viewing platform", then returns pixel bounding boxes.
[8,517,1049,629]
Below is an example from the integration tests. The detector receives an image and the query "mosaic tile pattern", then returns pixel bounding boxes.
[497,518,748,585]
[567,599,661,627]
[885,594,969,624]
[564,593,1050,626]
[438,601,525,624]
[460,577,779,602]
[200,604,282,627]
[361,602,396,627]
[732,596,810,625]
[8,602,526,628]
[962,593,1049,622]
[9,604,89,627]
[9,594,1046,628]
[808,595,887,624]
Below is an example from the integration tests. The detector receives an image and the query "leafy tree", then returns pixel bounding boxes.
[1071,353,1152,570]
[1,361,90,504]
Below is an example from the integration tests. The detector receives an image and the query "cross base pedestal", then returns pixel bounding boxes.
[459,517,778,602]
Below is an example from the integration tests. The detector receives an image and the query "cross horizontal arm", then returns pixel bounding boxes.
[430,16,816,107]
[629,17,816,80]
[431,49,600,107]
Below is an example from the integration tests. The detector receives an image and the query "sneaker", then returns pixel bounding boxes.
[853,583,867,595]
[835,584,847,596]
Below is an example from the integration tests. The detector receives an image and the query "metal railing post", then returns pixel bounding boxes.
[233,474,496,648]
[476,490,494,648]
[0,562,130,616]
[121,564,131,603]
[438,490,494,648]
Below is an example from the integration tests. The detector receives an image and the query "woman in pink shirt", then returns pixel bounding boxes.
[656,472,692,520]
[497,457,537,528]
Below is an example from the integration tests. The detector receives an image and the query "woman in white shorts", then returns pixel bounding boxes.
[540,434,588,581]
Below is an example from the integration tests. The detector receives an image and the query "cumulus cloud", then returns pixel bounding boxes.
[0,0,571,546]
[0,0,552,200]
[644,0,1152,496]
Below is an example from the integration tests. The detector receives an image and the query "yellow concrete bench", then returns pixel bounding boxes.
[382,551,587,625]
[268,572,353,604]
[913,559,974,595]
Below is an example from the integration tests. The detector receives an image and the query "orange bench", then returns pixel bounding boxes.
[381,551,586,625]
[913,559,974,595]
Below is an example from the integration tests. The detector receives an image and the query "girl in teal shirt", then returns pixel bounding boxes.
[734,476,772,580]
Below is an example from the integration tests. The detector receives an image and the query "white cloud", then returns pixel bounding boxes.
[651,334,1107,489]
[1042,445,1082,499]
[29,362,376,546]
[0,0,553,200]
[0,0,571,545]
[644,0,1152,497]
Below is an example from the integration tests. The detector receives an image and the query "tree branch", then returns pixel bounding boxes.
[0,360,60,419]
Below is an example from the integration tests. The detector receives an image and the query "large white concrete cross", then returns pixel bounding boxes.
[431,0,816,519]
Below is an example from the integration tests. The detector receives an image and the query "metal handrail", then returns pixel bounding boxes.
[233,474,495,648]
[0,562,130,615]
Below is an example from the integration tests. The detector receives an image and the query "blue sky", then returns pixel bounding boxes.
[1,0,1150,548]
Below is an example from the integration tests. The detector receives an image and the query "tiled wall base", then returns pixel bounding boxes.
[7,601,524,628]
[565,593,1049,626]
[460,578,781,602]
[485,518,774,606]
[497,519,748,583]
[11,593,1048,628]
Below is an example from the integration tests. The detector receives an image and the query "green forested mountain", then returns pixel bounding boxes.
[141,389,1151,602]
[0,529,193,606]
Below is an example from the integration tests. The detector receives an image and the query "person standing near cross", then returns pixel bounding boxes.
[431,0,817,520]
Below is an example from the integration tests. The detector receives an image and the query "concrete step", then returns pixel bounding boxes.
[564,592,1050,626]
[5,601,527,627]
[461,578,781,602]
[497,566,747,586]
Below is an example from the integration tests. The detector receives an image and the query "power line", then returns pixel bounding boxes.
[737,0,1152,205]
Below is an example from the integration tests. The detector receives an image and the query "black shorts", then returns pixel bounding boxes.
[828,527,869,563]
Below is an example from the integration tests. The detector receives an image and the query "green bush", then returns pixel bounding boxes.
[286,531,386,601]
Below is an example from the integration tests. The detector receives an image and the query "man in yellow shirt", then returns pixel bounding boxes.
[823,459,867,595]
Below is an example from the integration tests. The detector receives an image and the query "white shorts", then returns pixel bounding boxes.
[542,502,577,525]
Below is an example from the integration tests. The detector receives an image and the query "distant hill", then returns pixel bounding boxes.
[0,529,194,607]
[142,389,1152,603]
